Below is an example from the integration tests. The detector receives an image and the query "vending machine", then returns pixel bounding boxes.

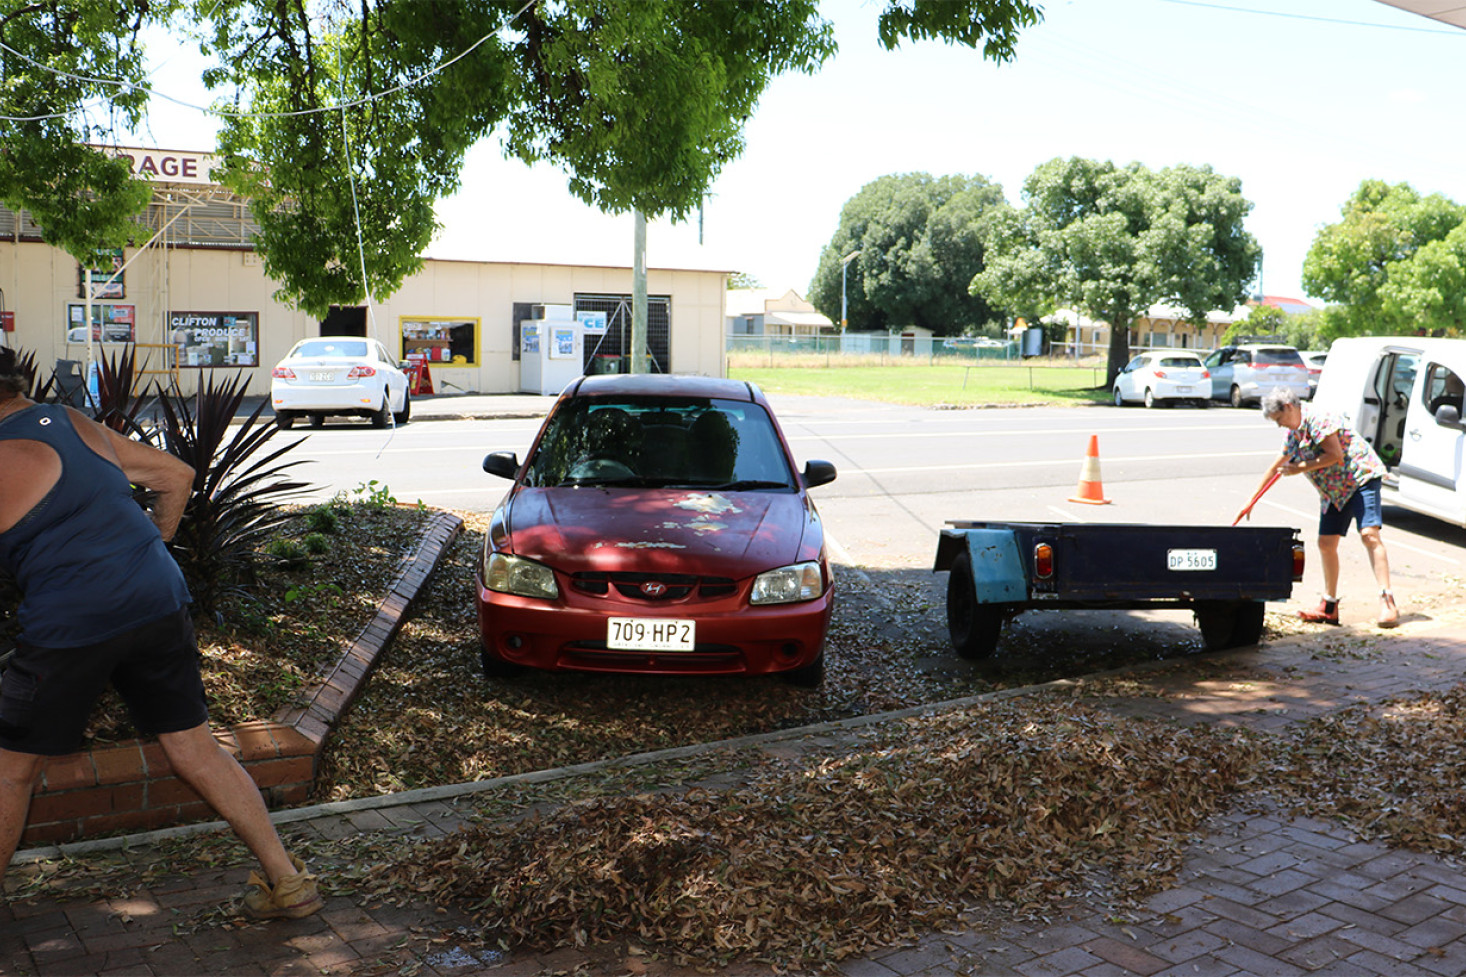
[519,304,584,395]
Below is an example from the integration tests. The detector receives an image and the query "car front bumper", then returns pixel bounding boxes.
[475,575,834,677]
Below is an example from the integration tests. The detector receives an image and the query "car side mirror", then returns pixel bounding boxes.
[1435,404,1465,430]
[483,451,520,479]
[399,361,412,371]
[803,460,837,489]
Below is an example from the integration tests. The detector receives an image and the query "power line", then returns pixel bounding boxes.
[1158,0,1465,35]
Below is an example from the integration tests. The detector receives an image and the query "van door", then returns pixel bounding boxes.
[1363,351,1421,470]
[1397,360,1466,524]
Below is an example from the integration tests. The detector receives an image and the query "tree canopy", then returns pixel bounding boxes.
[0,0,1044,318]
[972,157,1259,384]
[1302,179,1466,340]
[808,173,1007,336]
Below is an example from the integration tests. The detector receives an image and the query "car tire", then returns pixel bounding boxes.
[308,413,325,428]
[393,389,411,426]
[1230,385,1244,409]
[274,411,296,430]
[1144,388,1159,408]
[946,550,1002,660]
[480,646,523,679]
[780,651,825,688]
[1113,386,1126,407]
[1195,398,1209,409]
[371,395,391,429]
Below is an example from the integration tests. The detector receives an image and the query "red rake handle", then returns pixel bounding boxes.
[1233,471,1281,526]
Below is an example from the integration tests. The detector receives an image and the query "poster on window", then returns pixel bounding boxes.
[401,317,478,366]
[66,304,135,344]
[77,249,125,299]
[169,312,260,367]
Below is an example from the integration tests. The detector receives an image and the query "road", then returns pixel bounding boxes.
[272,397,1464,623]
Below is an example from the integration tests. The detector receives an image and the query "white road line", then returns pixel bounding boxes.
[850,450,1277,476]
[1047,505,1087,521]
[785,424,1264,441]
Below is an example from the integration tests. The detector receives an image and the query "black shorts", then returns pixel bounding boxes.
[0,607,209,756]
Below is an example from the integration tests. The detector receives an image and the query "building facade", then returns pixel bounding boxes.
[0,147,730,396]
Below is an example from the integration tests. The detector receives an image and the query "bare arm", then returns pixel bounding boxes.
[64,408,196,541]
[1278,431,1344,478]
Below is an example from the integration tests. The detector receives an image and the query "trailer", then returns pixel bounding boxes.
[934,521,1305,659]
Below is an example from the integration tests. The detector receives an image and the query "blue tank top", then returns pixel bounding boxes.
[0,404,190,648]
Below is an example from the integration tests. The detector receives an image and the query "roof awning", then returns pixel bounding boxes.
[1373,2,1466,29]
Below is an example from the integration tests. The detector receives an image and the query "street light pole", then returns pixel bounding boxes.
[840,249,861,332]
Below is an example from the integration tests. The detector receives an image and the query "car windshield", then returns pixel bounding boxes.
[294,340,367,358]
[524,396,795,489]
[1253,348,1303,366]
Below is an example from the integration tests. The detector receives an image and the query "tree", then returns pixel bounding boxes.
[0,1,162,262]
[972,157,1259,385]
[808,173,1006,335]
[1302,180,1466,340]
[0,1,1043,318]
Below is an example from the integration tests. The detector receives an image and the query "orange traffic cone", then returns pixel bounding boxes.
[1068,434,1111,505]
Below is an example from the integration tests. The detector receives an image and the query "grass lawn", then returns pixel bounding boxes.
[728,357,1112,407]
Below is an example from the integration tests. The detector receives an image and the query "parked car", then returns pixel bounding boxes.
[1112,351,1211,408]
[1302,350,1328,398]
[1203,342,1310,408]
[66,323,134,344]
[270,337,411,429]
[475,373,837,686]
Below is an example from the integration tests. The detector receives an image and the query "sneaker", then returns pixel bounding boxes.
[1298,598,1340,625]
[1377,592,1400,629]
[241,855,322,920]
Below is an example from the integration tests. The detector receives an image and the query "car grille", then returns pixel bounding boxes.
[571,572,737,601]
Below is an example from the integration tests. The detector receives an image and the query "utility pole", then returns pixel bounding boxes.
[631,210,648,374]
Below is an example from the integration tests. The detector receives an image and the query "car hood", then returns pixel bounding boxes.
[505,486,816,577]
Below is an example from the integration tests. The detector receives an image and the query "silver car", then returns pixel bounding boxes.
[1204,343,1311,408]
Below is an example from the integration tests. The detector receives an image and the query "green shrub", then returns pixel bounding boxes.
[265,538,310,570]
[304,504,341,534]
[303,532,331,555]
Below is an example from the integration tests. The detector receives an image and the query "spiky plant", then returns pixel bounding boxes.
[155,372,311,617]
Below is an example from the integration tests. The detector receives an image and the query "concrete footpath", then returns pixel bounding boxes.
[4,596,1466,977]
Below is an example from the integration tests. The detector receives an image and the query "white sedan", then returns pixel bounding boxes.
[270,338,411,429]
[1112,351,1211,408]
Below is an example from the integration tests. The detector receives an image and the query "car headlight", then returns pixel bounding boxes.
[483,552,559,599]
[750,562,824,605]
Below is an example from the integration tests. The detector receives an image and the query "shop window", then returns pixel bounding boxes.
[401,317,479,367]
[169,311,259,367]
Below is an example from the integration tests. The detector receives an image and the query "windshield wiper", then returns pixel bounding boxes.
[558,475,681,488]
[705,479,791,491]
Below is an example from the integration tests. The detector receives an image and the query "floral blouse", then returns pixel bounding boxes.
[1283,405,1388,511]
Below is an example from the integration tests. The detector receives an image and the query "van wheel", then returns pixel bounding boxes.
[1196,600,1266,650]
[1230,385,1244,409]
[947,551,1002,660]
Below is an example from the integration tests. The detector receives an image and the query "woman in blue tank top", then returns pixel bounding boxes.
[0,347,321,919]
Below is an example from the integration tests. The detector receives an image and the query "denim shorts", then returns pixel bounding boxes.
[1318,478,1384,537]
[0,607,208,756]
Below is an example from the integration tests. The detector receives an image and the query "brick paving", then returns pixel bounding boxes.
[4,597,1466,975]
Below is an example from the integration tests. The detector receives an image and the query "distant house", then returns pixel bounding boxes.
[726,288,835,337]
[1048,296,1318,355]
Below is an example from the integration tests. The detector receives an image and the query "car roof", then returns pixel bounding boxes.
[568,373,762,403]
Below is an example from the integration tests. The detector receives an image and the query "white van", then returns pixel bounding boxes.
[1311,337,1466,528]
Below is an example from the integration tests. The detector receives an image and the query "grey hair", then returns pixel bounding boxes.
[1260,386,1301,419]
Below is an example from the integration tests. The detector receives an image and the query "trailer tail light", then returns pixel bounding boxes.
[1034,542,1055,580]
[1292,543,1306,582]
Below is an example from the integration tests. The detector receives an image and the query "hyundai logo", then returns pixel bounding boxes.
[639,581,667,597]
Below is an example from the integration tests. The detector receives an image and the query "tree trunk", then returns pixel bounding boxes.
[1105,312,1135,387]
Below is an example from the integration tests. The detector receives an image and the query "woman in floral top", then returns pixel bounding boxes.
[1237,387,1398,627]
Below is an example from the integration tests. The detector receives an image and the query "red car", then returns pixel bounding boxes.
[475,374,837,686]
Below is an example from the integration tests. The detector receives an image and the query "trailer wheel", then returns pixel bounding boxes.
[1196,600,1266,651]
[947,551,1002,659]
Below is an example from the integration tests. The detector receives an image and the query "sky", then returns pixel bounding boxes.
[129,0,1466,306]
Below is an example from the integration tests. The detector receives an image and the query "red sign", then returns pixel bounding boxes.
[0,311,12,332]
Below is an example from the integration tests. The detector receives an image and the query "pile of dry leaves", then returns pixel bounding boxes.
[1265,686,1466,855]
[367,695,1261,971]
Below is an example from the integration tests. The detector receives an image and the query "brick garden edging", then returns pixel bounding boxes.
[20,509,464,847]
